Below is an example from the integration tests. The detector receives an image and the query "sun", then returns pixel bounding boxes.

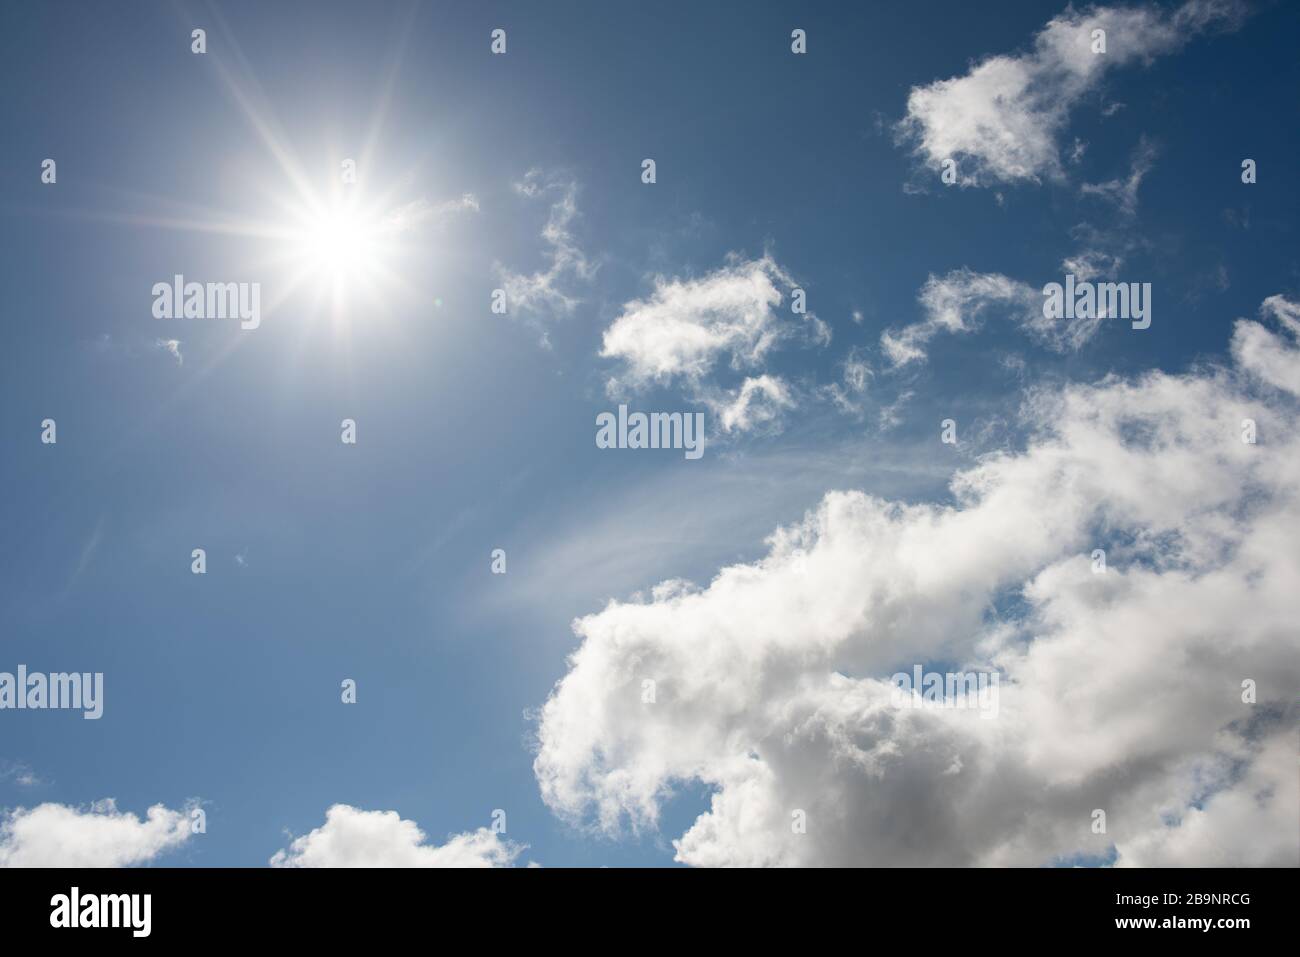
[90,24,442,342]
[252,183,429,337]
[303,206,375,274]
[288,194,393,287]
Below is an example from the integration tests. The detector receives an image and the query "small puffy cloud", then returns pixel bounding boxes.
[703,375,797,434]
[534,297,1299,867]
[0,799,193,867]
[269,805,526,868]
[601,254,824,434]
[897,1,1243,187]
[153,338,183,365]
[601,254,818,391]
[495,171,593,327]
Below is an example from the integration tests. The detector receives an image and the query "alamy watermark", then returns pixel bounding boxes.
[0,666,103,719]
[152,274,261,330]
[1043,274,1150,330]
[890,666,999,718]
[50,887,150,937]
[596,404,705,459]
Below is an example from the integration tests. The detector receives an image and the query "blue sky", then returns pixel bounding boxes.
[1,0,1297,868]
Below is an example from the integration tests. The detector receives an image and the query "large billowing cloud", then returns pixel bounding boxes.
[0,799,194,867]
[269,805,526,868]
[897,0,1244,187]
[534,297,1300,866]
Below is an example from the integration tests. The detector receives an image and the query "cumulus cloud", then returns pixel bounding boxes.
[600,254,825,433]
[494,171,593,328]
[882,268,1103,367]
[601,254,817,390]
[269,805,526,868]
[533,297,1300,867]
[897,0,1244,187]
[0,799,193,867]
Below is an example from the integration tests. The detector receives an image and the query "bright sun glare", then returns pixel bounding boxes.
[266,187,418,330]
[293,199,387,281]
[115,43,433,336]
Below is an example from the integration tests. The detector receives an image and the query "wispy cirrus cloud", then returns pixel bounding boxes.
[820,347,874,419]
[382,193,479,232]
[1080,136,1159,216]
[882,267,1110,368]
[494,171,594,341]
[0,762,43,789]
[882,269,1038,367]
[700,374,798,435]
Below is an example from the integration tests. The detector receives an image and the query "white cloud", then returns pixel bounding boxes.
[0,799,193,867]
[0,762,42,788]
[495,171,593,327]
[153,338,183,365]
[877,389,914,431]
[1061,248,1124,282]
[702,375,798,434]
[883,269,1036,366]
[1230,295,1300,395]
[601,255,824,433]
[1261,294,1300,335]
[601,255,811,389]
[883,268,1101,367]
[533,297,1300,866]
[269,805,526,868]
[1080,136,1158,215]
[897,1,1243,187]
[383,194,479,232]
[822,348,874,417]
